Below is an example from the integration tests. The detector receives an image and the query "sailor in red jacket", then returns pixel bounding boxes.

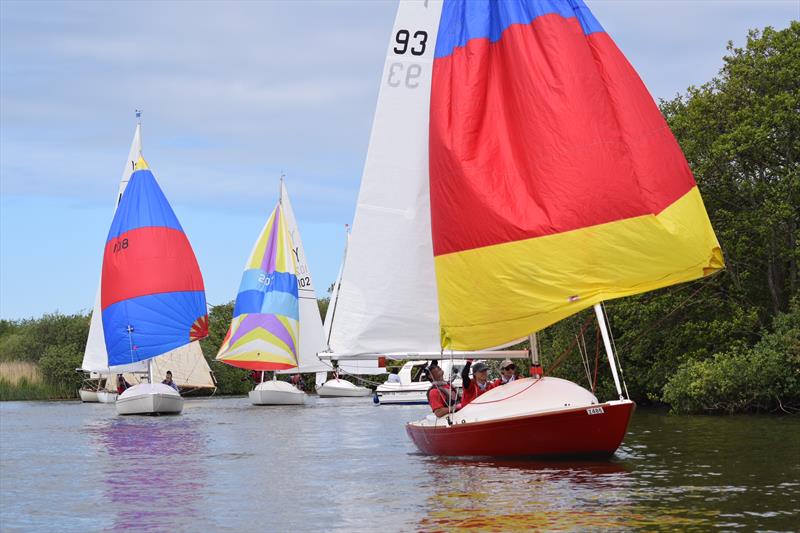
[425,361,457,417]
[459,360,494,408]
[492,359,517,387]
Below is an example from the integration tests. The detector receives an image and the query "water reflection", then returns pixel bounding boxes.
[417,458,641,531]
[90,417,208,532]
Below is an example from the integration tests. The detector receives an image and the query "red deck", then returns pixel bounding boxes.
[406,401,635,458]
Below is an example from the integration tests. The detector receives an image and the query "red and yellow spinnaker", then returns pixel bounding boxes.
[429,0,724,350]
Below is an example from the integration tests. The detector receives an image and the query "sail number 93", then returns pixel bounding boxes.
[394,29,428,56]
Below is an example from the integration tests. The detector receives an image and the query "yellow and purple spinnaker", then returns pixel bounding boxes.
[216,203,299,370]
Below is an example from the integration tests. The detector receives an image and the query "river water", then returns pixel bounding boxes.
[1,397,797,532]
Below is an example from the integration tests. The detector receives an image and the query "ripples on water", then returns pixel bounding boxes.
[1,398,798,532]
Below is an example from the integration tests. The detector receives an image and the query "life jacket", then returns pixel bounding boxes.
[427,382,456,412]
[461,379,494,408]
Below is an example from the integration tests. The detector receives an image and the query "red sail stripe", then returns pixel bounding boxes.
[430,14,696,257]
[101,226,206,310]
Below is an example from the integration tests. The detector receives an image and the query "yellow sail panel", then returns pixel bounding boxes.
[435,187,724,350]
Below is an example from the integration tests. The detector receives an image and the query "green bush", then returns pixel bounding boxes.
[38,343,83,395]
[663,301,800,413]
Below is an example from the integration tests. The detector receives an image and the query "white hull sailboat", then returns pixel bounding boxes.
[116,383,183,416]
[375,360,466,405]
[249,380,306,405]
[317,379,371,398]
[79,389,99,403]
[217,179,313,405]
[81,115,215,406]
[317,228,386,397]
[96,390,118,404]
[98,136,209,416]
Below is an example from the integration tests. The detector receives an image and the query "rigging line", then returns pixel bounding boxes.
[547,314,594,375]
[616,280,710,352]
[592,327,600,393]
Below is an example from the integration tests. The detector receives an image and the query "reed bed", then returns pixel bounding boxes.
[0,361,42,385]
[0,361,76,401]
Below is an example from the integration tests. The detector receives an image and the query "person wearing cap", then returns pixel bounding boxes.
[459,360,495,408]
[425,360,457,417]
[493,359,517,387]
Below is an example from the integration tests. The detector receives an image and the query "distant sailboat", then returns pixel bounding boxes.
[216,180,306,405]
[102,153,209,415]
[80,114,215,404]
[316,228,375,398]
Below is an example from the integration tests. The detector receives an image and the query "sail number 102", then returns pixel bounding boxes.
[394,29,428,56]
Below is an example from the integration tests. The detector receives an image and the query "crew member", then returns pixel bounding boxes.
[460,360,494,408]
[493,359,517,387]
[425,361,456,417]
[162,370,179,392]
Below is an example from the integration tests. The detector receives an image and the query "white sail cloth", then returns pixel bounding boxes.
[327,1,446,357]
[82,123,146,374]
[274,180,330,374]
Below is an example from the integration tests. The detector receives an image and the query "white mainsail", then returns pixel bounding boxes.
[81,122,146,374]
[327,1,445,357]
[275,179,330,374]
[123,341,215,390]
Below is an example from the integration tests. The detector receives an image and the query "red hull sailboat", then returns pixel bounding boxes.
[322,0,722,458]
[407,377,635,458]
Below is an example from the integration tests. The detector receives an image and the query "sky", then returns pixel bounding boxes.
[1,0,797,320]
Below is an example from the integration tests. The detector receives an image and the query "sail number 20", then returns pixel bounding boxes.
[393,29,428,56]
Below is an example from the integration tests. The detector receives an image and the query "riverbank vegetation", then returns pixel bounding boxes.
[1,23,797,413]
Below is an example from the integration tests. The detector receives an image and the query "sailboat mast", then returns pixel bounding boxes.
[593,303,624,399]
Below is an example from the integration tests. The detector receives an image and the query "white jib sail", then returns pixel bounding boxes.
[327,0,445,357]
[324,230,386,375]
[275,179,330,374]
[81,122,147,374]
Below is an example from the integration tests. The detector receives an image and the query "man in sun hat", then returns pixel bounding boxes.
[493,359,517,387]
